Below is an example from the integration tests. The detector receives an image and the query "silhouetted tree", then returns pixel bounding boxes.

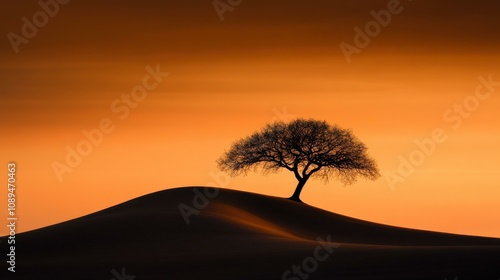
[218,119,380,202]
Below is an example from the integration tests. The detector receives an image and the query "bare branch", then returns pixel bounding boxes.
[217,118,380,200]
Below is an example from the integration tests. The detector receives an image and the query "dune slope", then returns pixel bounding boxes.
[1,187,500,280]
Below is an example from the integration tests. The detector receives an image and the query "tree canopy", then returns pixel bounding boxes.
[218,119,380,202]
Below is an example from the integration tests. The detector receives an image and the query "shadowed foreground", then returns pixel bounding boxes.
[2,187,500,279]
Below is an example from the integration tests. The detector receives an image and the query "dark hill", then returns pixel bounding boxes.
[2,187,500,279]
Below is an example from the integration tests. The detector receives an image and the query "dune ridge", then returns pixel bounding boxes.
[1,187,499,280]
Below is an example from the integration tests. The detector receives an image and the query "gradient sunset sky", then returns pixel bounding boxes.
[1,0,499,237]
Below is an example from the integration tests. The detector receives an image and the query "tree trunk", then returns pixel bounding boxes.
[289,179,307,202]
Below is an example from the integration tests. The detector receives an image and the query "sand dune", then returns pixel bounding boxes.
[1,187,499,279]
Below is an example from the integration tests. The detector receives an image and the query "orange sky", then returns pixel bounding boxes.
[1,0,499,237]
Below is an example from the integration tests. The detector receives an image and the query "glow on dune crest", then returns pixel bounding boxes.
[206,203,305,241]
